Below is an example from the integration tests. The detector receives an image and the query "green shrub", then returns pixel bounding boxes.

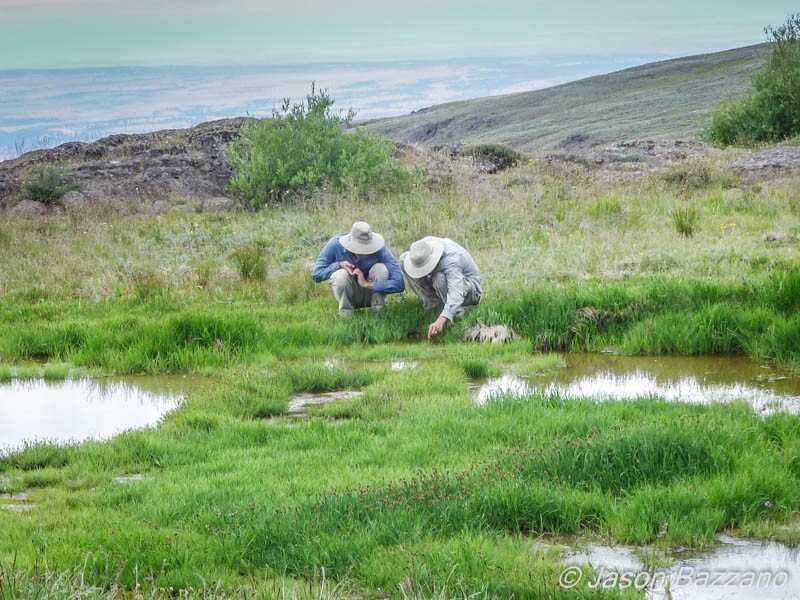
[226,85,414,207]
[20,166,79,203]
[659,161,716,192]
[457,143,524,171]
[706,13,800,145]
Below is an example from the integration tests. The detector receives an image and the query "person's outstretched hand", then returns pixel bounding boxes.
[427,316,448,339]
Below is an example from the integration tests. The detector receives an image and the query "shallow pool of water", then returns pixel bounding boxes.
[287,390,362,415]
[0,375,204,455]
[474,354,800,414]
[558,534,799,599]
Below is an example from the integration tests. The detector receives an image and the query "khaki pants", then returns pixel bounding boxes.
[400,263,481,317]
[330,263,389,315]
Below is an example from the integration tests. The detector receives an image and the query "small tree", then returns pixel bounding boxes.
[707,13,800,145]
[227,85,413,208]
[21,166,79,204]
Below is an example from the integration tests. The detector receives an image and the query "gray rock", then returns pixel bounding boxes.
[59,190,88,208]
[202,196,239,212]
[732,146,800,174]
[10,199,48,216]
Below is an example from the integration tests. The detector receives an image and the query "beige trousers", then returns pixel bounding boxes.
[401,269,480,317]
[330,263,389,315]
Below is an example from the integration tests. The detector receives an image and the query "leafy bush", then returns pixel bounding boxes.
[21,166,79,203]
[707,13,800,145]
[226,85,414,207]
[457,143,524,171]
[660,161,714,192]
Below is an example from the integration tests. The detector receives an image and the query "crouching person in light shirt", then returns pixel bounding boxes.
[400,236,482,339]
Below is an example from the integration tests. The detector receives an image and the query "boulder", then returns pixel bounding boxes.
[202,196,239,212]
[10,199,48,216]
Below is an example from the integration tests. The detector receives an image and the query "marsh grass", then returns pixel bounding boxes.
[1,151,799,597]
[0,363,94,381]
[1,385,798,596]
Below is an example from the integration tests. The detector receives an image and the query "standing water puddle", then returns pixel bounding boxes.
[474,354,800,414]
[288,390,362,416]
[557,534,799,599]
[0,375,204,455]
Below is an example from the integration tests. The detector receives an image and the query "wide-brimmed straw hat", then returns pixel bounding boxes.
[403,238,444,278]
[339,221,385,254]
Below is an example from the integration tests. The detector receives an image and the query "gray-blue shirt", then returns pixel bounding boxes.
[424,236,482,321]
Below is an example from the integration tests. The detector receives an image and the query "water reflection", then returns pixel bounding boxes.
[391,361,417,371]
[287,390,362,415]
[475,373,532,405]
[560,534,800,599]
[0,377,188,454]
[474,355,800,415]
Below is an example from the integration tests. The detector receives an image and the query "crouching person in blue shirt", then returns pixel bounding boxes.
[312,221,405,315]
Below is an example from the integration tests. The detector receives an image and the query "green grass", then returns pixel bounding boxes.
[1,361,797,596]
[362,45,770,151]
[0,145,799,598]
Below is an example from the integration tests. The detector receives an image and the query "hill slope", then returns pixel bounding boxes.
[363,45,769,152]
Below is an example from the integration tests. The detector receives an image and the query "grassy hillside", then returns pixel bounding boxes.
[363,45,769,152]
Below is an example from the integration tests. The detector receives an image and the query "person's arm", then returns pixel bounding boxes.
[438,262,465,322]
[427,260,465,339]
[311,237,345,282]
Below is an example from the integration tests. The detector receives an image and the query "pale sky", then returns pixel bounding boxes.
[1,0,798,70]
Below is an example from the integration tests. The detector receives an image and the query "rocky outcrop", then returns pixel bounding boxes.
[542,139,722,178]
[732,145,800,175]
[0,117,251,210]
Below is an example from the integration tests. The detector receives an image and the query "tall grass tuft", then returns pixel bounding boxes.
[671,206,699,237]
[230,243,268,280]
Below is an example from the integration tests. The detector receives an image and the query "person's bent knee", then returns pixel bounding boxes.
[330,269,351,288]
[369,263,389,282]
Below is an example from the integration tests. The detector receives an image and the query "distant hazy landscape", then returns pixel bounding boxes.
[0,53,680,160]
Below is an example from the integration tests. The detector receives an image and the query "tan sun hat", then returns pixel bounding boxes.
[403,238,444,278]
[339,221,385,254]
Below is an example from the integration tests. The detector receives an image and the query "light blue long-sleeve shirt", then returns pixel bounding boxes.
[311,234,405,294]
[425,236,483,322]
